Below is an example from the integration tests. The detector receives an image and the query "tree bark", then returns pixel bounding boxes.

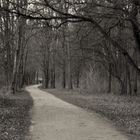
[62,61,66,88]
[108,63,112,93]
[127,65,132,95]
[67,37,72,89]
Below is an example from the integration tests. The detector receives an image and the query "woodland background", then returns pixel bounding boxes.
[0,0,140,94]
[0,1,140,139]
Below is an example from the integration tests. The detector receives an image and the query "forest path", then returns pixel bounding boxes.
[26,85,128,140]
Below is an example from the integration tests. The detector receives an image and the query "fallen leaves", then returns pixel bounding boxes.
[0,91,33,140]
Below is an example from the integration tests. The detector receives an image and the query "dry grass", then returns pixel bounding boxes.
[0,91,33,140]
[44,88,140,140]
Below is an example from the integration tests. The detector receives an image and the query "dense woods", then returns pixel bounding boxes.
[0,0,140,95]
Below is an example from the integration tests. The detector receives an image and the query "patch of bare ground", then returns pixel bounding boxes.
[42,88,140,140]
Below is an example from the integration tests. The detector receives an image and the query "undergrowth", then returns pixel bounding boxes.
[0,91,33,140]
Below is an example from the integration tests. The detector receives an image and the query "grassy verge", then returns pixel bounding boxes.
[0,91,33,140]
[43,88,140,140]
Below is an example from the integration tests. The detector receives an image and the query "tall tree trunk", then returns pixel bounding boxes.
[67,39,72,89]
[134,48,138,95]
[36,71,39,84]
[44,67,49,88]
[62,27,66,88]
[50,54,55,89]
[108,63,112,93]
[127,65,132,95]
[62,61,66,88]
[4,0,12,88]
[11,0,27,93]
[131,4,140,53]
[121,58,128,95]
[50,39,56,89]
[11,48,19,94]
[134,70,138,95]
[21,47,28,87]
[76,72,80,88]
[52,62,56,88]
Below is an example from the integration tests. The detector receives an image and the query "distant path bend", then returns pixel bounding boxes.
[26,85,128,140]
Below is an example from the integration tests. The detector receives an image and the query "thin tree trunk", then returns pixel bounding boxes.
[21,47,28,87]
[62,61,66,88]
[76,72,80,88]
[62,27,66,88]
[36,71,39,84]
[11,0,27,93]
[108,63,112,93]
[67,39,72,89]
[127,65,132,95]
[121,59,128,95]
[134,48,138,95]
[44,68,49,88]
[4,0,12,88]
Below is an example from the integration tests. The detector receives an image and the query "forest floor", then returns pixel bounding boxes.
[41,88,140,140]
[27,85,128,140]
[1,85,139,140]
[0,89,33,140]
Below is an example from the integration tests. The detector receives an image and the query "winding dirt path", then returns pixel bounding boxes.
[26,85,128,140]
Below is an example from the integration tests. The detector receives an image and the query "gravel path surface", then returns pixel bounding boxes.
[26,85,128,140]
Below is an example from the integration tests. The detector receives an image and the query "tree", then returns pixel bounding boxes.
[0,0,139,95]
